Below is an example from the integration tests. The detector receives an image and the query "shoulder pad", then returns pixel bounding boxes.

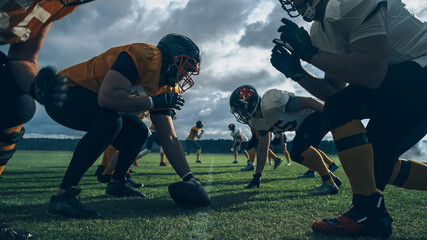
[261,89,290,113]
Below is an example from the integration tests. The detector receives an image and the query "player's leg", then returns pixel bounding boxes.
[46,86,122,218]
[241,136,257,171]
[107,113,148,197]
[97,145,118,183]
[291,113,339,192]
[268,149,283,170]
[0,51,36,176]
[159,146,169,166]
[317,149,338,172]
[195,141,202,163]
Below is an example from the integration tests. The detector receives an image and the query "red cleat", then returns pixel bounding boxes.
[159,161,169,166]
[312,206,393,237]
[132,160,139,166]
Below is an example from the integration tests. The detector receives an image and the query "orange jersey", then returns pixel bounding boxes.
[59,43,178,98]
[186,126,199,141]
[0,0,77,44]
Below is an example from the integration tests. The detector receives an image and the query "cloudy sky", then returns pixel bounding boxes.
[2,0,426,140]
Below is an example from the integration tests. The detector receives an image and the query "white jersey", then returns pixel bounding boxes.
[310,0,427,67]
[248,89,314,133]
[230,128,248,142]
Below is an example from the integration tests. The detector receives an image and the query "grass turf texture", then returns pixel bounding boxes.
[1,151,426,240]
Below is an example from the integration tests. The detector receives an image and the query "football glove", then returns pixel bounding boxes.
[200,129,204,134]
[278,18,319,63]
[183,172,201,187]
[30,66,68,108]
[271,42,307,82]
[246,173,261,189]
[236,146,241,151]
[151,92,184,110]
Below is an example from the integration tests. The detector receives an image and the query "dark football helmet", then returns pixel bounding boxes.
[157,33,201,93]
[60,0,95,6]
[228,123,235,132]
[279,0,321,22]
[196,120,204,129]
[229,85,261,124]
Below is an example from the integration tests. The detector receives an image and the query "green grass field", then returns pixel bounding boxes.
[0,151,426,240]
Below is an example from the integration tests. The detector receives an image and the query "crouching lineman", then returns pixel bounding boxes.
[229,85,341,194]
[228,123,250,164]
[45,33,204,219]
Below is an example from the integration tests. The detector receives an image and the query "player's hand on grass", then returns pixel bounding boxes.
[246,173,261,189]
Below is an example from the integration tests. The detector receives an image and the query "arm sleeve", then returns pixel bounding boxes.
[110,51,139,84]
[285,95,302,113]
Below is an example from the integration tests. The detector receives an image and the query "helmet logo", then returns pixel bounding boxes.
[239,87,255,103]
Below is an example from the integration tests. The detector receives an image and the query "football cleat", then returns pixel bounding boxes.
[97,174,111,184]
[298,170,315,178]
[285,162,292,166]
[106,181,146,198]
[329,163,339,172]
[159,161,170,167]
[232,159,239,164]
[125,178,143,189]
[312,206,393,237]
[311,182,339,195]
[132,160,139,167]
[0,223,33,240]
[47,186,101,219]
[196,160,203,164]
[266,161,272,165]
[274,157,283,170]
[331,173,342,187]
[241,164,255,171]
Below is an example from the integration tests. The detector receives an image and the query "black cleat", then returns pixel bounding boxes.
[0,223,33,240]
[125,178,143,189]
[106,181,146,198]
[97,174,111,183]
[47,186,101,219]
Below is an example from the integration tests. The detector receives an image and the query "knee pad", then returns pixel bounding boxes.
[390,159,411,187]
[0,125,25,166]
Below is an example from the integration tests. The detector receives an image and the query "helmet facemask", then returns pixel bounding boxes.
[279,0,321,22]
[229,85,260,124]
[174,55,200,93]
[279,0,301,18]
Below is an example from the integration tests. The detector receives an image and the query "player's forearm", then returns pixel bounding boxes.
[255,136,269,174]
[297,73,344,101]
[98,90,152,113]
[163,136,191,177]
[7,61,39,94]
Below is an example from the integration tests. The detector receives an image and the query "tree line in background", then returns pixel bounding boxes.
[16,138,338,154]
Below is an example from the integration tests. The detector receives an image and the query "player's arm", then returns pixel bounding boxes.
[296,73,346,101]
[255,130,270,174]
[151,114,191,178]
[299,97,324,113]
[7,23,52,93]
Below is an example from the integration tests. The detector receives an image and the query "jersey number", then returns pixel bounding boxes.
[268,120,297,133]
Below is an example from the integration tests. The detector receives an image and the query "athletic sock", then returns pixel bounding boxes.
[389,158,427,190]
[332,120,378,195]
[300,146,334,185]
[248,148,256,164]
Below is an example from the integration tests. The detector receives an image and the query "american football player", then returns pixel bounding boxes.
[45,33,203,219]
[185,120,204,163]
[230,85,342,195]
[0,0,93,238]
[273,0,427,236]
[228,123,250,164]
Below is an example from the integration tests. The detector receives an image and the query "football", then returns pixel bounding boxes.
[168,181,211,207]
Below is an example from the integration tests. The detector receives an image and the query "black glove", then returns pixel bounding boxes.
[183,173,201,187]
[278,18,319,63]
[151,92,184,110]
[246,173,261,189]
[30,66,68,108]
[271,43,307,82]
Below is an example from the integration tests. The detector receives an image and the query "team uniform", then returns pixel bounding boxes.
[185,121,203,163]
[231,86,341,193]
[278,0,427,236]
[229,127,249,163]
[0,0,77,176]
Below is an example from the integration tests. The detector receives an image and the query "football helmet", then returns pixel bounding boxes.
[228,123,235,132]
[279,0,321,22]
[157,33,201,93]
[229,85,261,124]
[60,0,95,6]
[196,120,204,129]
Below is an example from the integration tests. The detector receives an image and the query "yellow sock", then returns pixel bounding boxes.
[102,146,118,175]
[248,148,256,164]
[333,120,378,196]
[300,146,334,185]
[317,149,333,166]
[389,158,427,190]
[244,150,249,159]
[268,149,277,160]
[283,149,291,163]
[0,125,24,176]
[196,149,201,161]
